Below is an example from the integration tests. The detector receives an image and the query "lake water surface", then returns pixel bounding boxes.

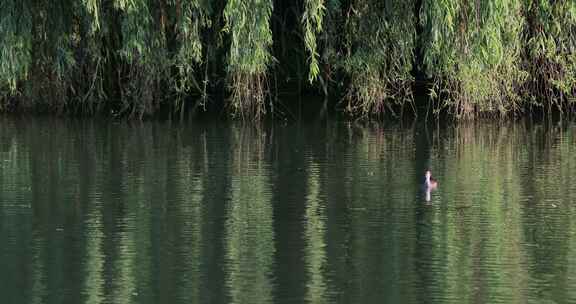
[1,117,575,303]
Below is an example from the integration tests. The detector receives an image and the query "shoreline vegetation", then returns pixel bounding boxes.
[0,0,574,120]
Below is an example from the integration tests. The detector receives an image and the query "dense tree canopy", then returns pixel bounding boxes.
[0,0,574,119]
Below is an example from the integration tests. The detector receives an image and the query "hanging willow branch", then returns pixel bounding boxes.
[523,0,576,111]
[170,0,212,116]
[0,0,33,95]
[115,0,170,118]
[343,0,416,117]
[173,0,211,91]
[421,0,527,118]
[302,0,326,82]
[224,0,274,120]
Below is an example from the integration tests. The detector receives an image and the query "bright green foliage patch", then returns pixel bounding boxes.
[343,0,416,116]
[302,0,326,83]
[523,0,576,110]
[224,0,273,119]
[421,0,526,118]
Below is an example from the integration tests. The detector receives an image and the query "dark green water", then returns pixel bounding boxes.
[1,117,575,304]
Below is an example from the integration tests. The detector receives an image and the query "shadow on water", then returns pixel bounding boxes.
[1,116,576,303]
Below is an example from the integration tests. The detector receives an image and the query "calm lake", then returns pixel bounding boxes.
[1,117,575,303]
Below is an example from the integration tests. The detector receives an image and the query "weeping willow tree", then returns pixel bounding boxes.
[0,0,33,109]
[224,0,274,119]
[0,0,575,120]
[341,0,416,116]
[523,1,576,111]
[114,0,170,118]
[0,0,80,111]
[0,0,214,118]
[72,0,106,113]
[172,0,212,115]
[420,0,527,118]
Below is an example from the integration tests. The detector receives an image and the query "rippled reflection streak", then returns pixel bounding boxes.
[304,161,327,304]
[83,198,104,304]
[225,127,275,304]
[174,165,203,304]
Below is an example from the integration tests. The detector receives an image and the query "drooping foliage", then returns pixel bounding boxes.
[523,0,576,111]
[224,0,273,119]
[342,0,417,116]
[172,0,212,105]
[302,0,325,82]
[115,0,168,117]
[0,0,33,98]
[420,0,527,118]
[0,0,575,120]
[302,0,341,97]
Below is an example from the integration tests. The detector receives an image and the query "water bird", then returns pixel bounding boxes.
[424,170,438,189]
